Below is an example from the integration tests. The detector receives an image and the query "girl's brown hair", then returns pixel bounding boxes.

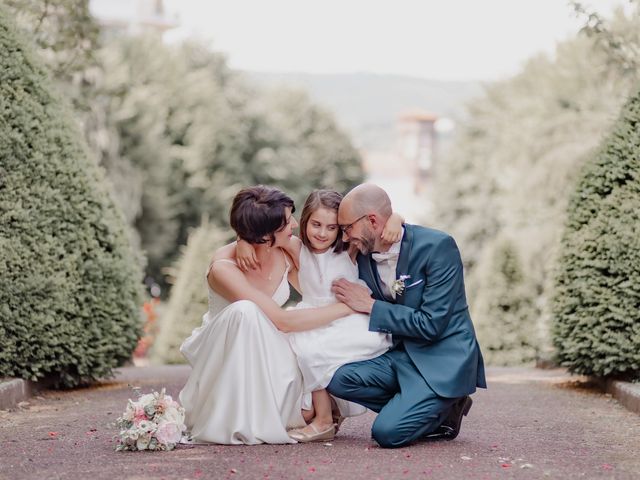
[299,189,346,253]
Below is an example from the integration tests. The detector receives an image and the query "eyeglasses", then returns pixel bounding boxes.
[339,214,368,234]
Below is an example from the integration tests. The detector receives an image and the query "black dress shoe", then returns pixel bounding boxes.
[438,396,473,441]
[421,425,455,441]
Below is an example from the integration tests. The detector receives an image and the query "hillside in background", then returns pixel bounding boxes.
[245,72,483,151]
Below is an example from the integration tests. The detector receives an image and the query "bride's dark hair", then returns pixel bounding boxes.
[230,185,295,245]
[299,189,346,253]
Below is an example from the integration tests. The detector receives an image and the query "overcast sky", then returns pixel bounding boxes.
[161,0,628,81]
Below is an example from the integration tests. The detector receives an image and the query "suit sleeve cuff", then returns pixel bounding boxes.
[369,300,393,334]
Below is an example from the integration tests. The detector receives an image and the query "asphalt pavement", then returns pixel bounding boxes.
[1,366,639,480]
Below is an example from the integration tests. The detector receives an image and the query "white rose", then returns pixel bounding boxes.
[138,393,155,405]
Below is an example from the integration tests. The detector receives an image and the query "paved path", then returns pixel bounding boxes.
[1,366,639,480]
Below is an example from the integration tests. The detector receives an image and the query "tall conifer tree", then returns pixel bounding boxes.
[553,88,640,378]
[0,8,143,387]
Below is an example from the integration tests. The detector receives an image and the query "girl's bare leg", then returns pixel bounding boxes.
[297,389,334,435]
[302,406,315,424]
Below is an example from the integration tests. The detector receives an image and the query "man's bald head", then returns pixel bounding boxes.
[342,183,393,220]
[338,184,394,254]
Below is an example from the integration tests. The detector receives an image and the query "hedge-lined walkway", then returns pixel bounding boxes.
[1,366,639,480]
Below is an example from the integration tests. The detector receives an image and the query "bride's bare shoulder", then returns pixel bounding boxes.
[207,242,239,278]
[210,242,237,262]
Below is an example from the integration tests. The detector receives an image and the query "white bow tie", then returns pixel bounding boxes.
[372,252,399,263]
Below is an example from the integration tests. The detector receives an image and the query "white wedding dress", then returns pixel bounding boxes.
[288,246,392,401]
[179,254,307,445]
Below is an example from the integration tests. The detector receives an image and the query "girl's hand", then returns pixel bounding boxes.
[235,238,259,272]
[381,212,404,243]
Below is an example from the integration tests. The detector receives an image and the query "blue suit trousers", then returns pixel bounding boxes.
[327,345,458,448]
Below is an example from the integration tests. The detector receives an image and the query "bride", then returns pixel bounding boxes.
[179,185,356,444]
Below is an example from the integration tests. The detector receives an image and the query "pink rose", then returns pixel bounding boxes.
[133,405,147,424]
[155,421,182,445]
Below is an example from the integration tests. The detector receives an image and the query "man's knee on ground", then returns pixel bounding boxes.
[371,416,411,449]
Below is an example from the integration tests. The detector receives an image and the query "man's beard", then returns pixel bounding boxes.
[353,230,376,255]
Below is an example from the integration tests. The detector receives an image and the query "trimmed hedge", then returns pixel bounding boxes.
[472,237,538,365]
[0,8,143,387]
[151,223,228,364]
[552,87,640,379]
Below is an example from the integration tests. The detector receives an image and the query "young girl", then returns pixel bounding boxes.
[237,189,402,442]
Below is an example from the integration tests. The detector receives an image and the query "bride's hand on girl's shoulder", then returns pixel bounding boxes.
[381,212,405,243]
[282,235,302,270]
[235,238,259,272]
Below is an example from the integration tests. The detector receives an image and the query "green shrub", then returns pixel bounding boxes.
[0,8,143,387]
[552,87,640,379]
[151,223,228,364]
[472,237,539,365]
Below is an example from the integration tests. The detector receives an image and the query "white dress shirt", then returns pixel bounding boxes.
[372,229,404,299]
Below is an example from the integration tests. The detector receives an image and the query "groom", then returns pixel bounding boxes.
[329,184,486,448]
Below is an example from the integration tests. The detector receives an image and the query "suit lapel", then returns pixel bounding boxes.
[367,255,391,301]
[394,225,413,305]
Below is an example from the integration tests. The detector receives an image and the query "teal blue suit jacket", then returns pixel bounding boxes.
[358,224,486,399]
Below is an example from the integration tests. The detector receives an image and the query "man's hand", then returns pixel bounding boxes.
[331,278,375,314]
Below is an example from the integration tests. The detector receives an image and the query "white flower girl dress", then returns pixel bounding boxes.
[288,246,392,406]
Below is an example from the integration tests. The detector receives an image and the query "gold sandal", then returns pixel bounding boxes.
[333,414,346,433]
[288,423,336,443]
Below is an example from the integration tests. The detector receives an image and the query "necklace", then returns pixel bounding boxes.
[259,268,273,281]
[251,263,273,281]
[255,248,276,281]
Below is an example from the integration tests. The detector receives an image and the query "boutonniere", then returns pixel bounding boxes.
[391,274,411,296]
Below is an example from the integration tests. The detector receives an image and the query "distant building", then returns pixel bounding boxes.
[396,110,438,194]
[89,0,178,39]
[359,110,441,223]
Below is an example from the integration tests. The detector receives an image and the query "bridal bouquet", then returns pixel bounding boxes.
[115,388,186,451]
